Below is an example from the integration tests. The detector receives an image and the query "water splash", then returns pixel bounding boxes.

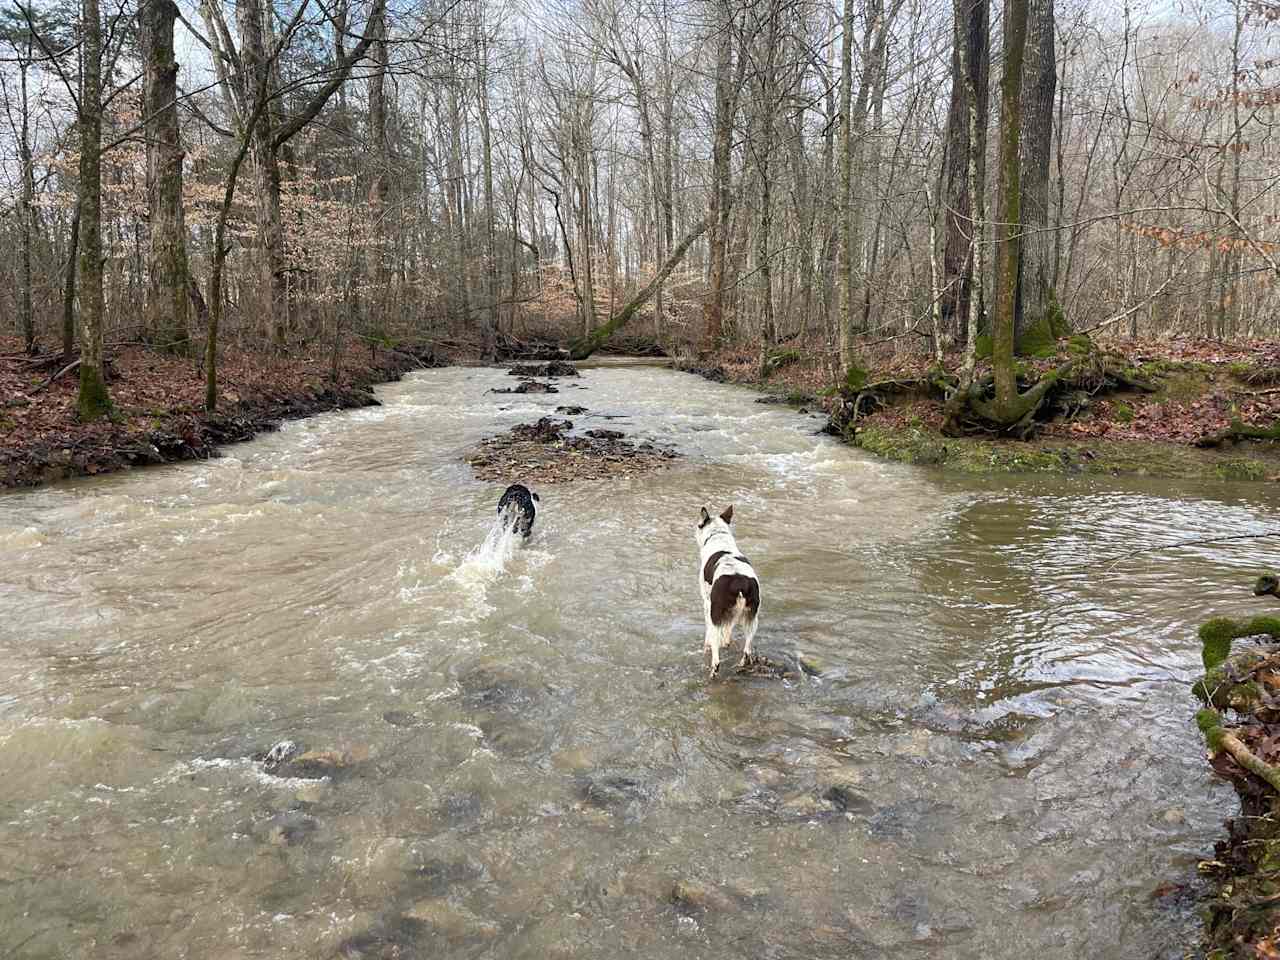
[446,508,523,593]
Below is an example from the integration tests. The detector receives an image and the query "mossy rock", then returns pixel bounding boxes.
[1215,458,1269,482]
[1197,615,1280,672]
[1113,402,1135,423]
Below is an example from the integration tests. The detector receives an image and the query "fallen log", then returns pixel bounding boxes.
[568,216,709,361]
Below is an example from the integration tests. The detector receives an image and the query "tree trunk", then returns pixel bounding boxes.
[142,0,191,354]
[366,0,389,288]
[941,0,990,341]
[701,1,735,352]
[755,9,779,353]
[63,201,81,362]
[837,0,854,368]
[77,0,110,420]
[477,17,499,359]
[18,56,34,354]
[991,0,1029,412]
[236,0,288,345]
[1014,0,1058,353]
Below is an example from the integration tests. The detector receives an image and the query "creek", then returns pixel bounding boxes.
[2,360,1277,958]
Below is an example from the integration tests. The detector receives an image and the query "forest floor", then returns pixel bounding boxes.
[682,336,1280,483]
[0,338,447,489]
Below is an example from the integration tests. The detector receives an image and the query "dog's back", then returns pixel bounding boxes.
[498,483,539,539]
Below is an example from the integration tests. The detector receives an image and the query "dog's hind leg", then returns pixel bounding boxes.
[738,615,759,668]
[701,601,718,679]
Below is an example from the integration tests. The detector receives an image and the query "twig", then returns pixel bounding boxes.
[1105,531,1280,570]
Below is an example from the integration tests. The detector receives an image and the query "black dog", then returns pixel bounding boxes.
[497,483,540,539]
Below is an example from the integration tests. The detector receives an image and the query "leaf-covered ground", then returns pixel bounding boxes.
[693,336,1280,461]
[0,338,443,488]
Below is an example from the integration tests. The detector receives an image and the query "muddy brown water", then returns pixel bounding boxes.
[2,360,1277,958]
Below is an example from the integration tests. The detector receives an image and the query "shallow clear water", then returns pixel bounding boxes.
[2,361,1277,958]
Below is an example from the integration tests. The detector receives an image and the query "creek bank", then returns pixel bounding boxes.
[1191,577,1280,958]
[465,414,680,483]
[673,339,1280,482]
[0,340,446,490]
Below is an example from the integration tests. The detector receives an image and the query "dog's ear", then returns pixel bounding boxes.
[699,507,711,527]
[532,492,540,501]
[720,505,734,524]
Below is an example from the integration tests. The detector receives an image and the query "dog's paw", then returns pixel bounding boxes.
[707,663,720,681]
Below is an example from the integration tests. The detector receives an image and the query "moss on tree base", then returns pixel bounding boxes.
[77,363,112,421]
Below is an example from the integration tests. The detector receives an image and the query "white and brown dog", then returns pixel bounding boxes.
[696,505,761,678]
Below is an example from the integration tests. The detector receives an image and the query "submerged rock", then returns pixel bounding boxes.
[403,900,500,939]
[671,878,736,914]
[337,916,428,959]
[584,428,625,440]
[406,857,485,897]
[822,783,874,814]
[382,710,422,728]
[267,744,370,780]
[255,809,318,846]
[555,404,588,415]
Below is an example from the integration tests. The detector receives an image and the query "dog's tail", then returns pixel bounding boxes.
[710,574,760,626]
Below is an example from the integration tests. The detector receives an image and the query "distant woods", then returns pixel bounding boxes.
[0,0,1277,415]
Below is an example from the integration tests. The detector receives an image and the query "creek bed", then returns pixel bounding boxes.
[1,360,1277,958]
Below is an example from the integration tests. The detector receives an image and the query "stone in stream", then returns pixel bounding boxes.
[576,772,654,814]
[555,405,588,415]
[403,900,500,939]
[382,710,422,728]
[584,428,625,440]
[822,783,874,815]
[405,856,486,897]
[492,379,559,394]
[336,915,429,959]
[507,360,580,377]
[507,417,572,443]
[255,741,370,780]
[258,739,300,770]
[254,809,318,846]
